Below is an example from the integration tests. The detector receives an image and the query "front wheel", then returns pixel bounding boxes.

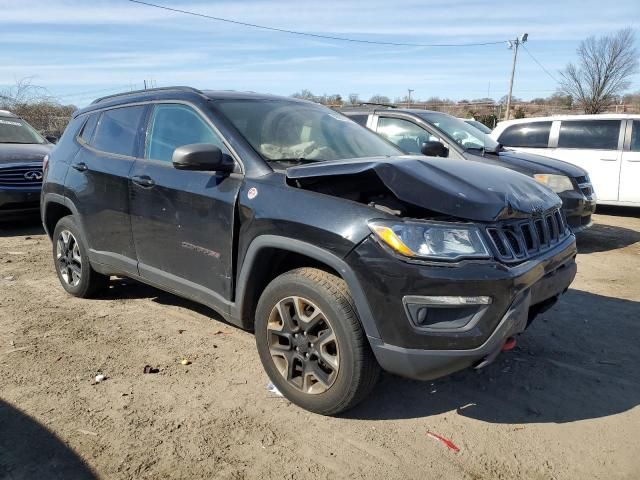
[52,215,109,298]
[255,268,380,415]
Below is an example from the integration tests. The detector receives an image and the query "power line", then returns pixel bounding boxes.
[522,44,560,83]
[127,0,507,48]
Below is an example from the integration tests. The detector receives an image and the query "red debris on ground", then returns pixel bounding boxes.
[426,431,460,452]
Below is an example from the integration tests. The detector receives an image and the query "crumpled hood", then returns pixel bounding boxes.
[287,156,561,222]
[0,143,52,165]
[496,149,587,177]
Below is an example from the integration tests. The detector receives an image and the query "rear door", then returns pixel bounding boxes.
[129,102,242,303]
[551,119,623,202]
[618,119,640,203]
[65,105,146,274]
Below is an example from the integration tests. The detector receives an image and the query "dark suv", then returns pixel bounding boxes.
[42,87,577,415]
[1,110,53,217]
[343,108,596,232]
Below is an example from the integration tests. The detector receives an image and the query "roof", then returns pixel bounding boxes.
[496,113,640,127]
[341,107,443,116]
[74,86,310,117]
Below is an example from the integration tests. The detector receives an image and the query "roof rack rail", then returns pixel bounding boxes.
[91,86,204,105]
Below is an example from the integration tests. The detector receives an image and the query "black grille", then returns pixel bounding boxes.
[0,165,43,186]
[485,208,570,263]
[575,175,588,184]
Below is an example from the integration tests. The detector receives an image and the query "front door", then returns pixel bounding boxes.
[619,119,640,204]
[551,119,623,202]
[129,103,242,303]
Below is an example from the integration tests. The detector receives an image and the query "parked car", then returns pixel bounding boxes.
[0,110,53,217]
[491,114,640,206]
[461,118,493,134]
[42,87,577,415]
[343,108,596,232]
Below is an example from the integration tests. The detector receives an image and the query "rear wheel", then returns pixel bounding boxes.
[52,216,109,298]
[255,268,380,415]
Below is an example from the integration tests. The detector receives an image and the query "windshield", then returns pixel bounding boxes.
[214,99,401,163]
[0,117,46,144]
[417,112,500,152]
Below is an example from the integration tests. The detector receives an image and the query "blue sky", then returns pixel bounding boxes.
[1,0,639,107]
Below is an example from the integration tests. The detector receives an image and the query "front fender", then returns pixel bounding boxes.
[232,235,380,339]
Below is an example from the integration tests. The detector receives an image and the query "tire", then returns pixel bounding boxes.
[255,267,380,415]
[52,215,109,298]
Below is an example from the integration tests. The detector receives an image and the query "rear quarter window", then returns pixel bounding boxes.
[92,106,146,157]
[558,120,620,150]
[498,122,552,148]
[78,113,99,144]
[347,114,368,127]
[632,120,640,152]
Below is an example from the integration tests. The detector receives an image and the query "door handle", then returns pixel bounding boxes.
[132,175,155,188]
[599,158,618,161]
[72,162,88,172]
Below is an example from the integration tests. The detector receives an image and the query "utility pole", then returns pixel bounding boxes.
[504,33,528,121]
[407,89,414,108]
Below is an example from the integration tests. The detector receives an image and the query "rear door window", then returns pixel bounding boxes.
[92,106,146,157]
[558,120,621,150]
[146,103,229,162]
[498,122,552,148]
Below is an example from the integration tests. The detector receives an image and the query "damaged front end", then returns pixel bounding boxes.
[286,156,561,222]
[287,156,567,264]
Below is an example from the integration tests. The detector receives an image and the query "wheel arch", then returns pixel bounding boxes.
[232,235,380,339]
[43,194,80,239]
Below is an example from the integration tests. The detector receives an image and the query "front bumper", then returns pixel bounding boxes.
[346,235,577,380]
[0,187,41,216]
[559,189,596,233]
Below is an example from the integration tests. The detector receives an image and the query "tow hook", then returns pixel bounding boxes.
[502,336,517,351]
[474,336,517,370]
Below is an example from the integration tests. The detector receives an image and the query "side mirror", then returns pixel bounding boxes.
[420,141,448,157]
[45,135,58,144]
[172,143,235,172]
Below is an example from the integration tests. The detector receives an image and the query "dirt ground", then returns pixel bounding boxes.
[1,208,639,480]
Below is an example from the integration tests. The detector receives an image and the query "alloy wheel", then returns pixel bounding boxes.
[267,296,340,394]
[56,230,82,287]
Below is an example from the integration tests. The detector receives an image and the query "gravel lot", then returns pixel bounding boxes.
[1,208,639,480]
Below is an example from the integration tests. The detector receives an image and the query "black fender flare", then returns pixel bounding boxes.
[41,193,83,236]
[232,235,380,339]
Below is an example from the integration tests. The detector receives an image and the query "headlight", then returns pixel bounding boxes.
[369,221,491,261]
[534,174,574,193]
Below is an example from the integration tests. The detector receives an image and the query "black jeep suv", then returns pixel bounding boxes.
[1,110,53,217]
[42,87,577,414]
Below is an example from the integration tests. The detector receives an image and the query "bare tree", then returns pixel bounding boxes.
[560,28,638,114]
[347,93,360,105]
[291,89,316,101]
[368,94,390,104]
[0,77,75,136]
[0,77,53,108]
